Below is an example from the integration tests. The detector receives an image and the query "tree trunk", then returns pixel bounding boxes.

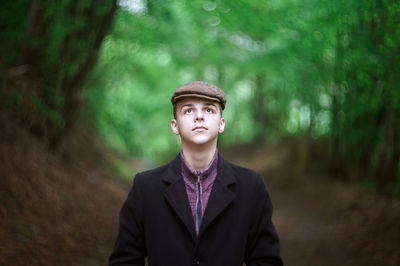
[252,74,269,141]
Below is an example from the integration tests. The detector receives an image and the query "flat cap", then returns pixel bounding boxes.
[171,81,226,110]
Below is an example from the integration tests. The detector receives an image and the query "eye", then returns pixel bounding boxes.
[206,108,213,113]
[184,109,192,114]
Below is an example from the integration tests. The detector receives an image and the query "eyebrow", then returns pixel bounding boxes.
[179,102,218,111]
[180,103,194,110]
[204,102,217,107]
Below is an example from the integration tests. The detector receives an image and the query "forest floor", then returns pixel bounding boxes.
[1,114,399,265]
[220,142,400,266]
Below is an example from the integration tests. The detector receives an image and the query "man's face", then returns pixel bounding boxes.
[171,97,225,146]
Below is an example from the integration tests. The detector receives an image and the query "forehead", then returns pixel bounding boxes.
[175,97,219,108]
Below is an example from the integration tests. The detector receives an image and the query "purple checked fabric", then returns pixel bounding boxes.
[181,151,218,234]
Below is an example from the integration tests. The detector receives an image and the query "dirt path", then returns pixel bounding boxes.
[272,189,342,265]
[220,141,400,266]
[222,143,347,265]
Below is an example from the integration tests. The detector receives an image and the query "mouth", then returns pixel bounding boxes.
[193,126,207,131]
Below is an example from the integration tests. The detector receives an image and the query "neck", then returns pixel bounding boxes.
[181,141,217,171]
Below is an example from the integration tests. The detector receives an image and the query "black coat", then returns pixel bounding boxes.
[109,154,283,266]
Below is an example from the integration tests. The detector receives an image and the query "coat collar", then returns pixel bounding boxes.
[162,153,236,242]
[162,154,182,184]
[180,151,218,182]
[161,152,235,185]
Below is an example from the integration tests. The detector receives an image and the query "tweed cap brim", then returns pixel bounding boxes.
[171,81,226,110]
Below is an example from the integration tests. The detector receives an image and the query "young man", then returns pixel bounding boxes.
[109,81,283,266]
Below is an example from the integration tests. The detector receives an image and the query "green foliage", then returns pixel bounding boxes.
[0,0,31,68]
[1,0,397,194]
[1,0,118,145]
[81,0,399,193]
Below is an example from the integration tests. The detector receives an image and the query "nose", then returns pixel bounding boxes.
[195,109,204,121]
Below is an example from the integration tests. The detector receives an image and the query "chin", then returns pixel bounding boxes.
[191,139,211,145]
[181,136,209,145]
[191,136,218,145]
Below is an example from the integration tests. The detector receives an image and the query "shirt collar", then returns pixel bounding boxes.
[180,150,218,181]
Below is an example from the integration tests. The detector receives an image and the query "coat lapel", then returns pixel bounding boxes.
[199,155,236,238]
[163,156,197,242]
[162,154,236,241]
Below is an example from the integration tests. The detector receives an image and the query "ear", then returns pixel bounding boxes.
[171,119,180,135]
[218,117,225,133]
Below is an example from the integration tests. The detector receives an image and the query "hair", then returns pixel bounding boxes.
[173,101,223,119]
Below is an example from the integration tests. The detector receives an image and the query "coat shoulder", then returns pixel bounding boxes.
[221,158,271,205]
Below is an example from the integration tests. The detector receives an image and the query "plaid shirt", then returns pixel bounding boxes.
[181,151,218,234]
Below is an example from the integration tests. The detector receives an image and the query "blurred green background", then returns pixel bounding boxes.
[3,0,398,193]
[1,0,399,264]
